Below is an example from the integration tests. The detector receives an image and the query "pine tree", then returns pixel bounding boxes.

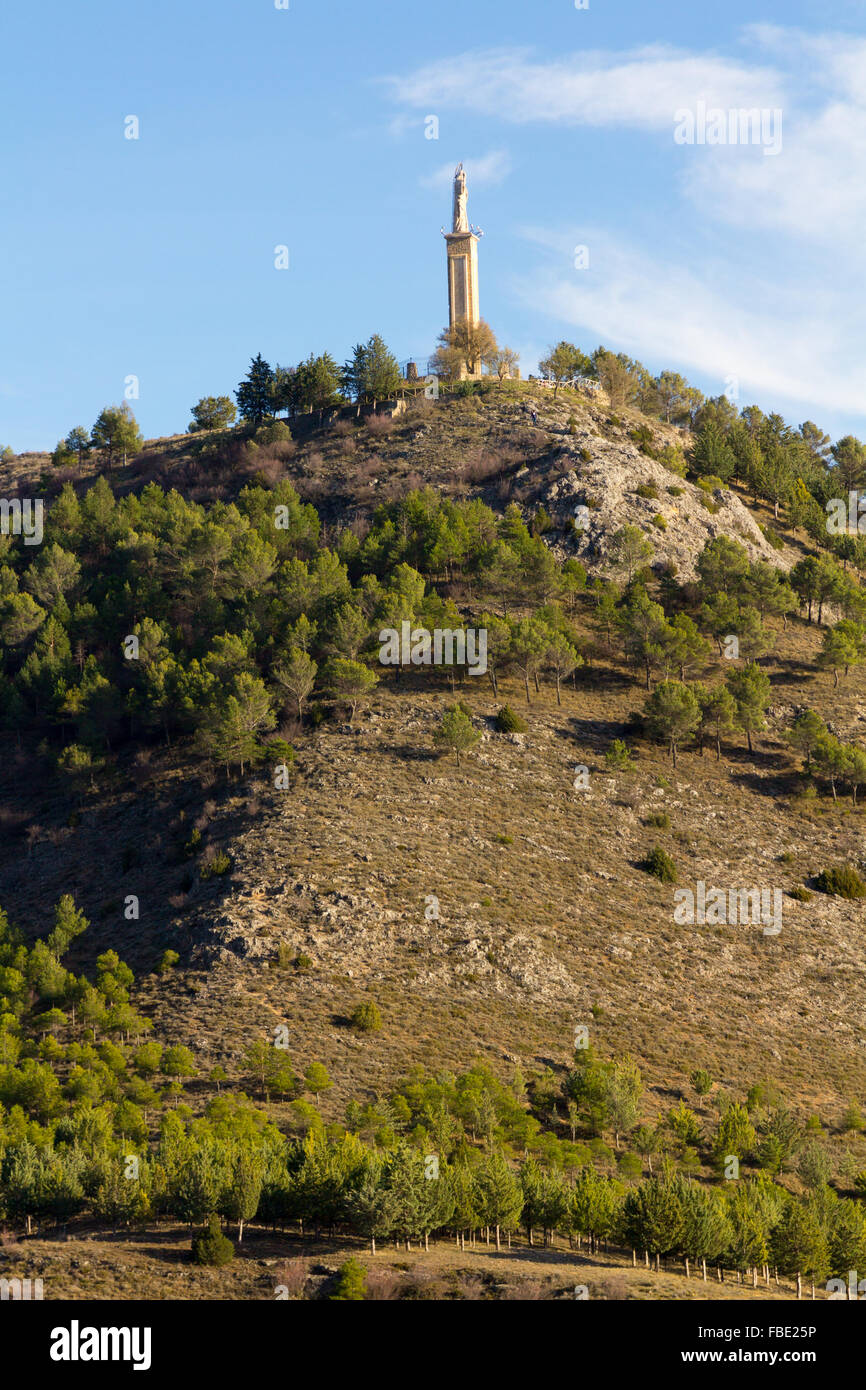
[341,335,402,410]
[174,1144,225,1226]
[475,1147,522,1250]
[323,658,378,724]
[271,648,317,720]
[726,662,771,754]
[347,1159,393,1254]
[330,1256,366,1300]
[64,426,91,465]
[47,895,88,959]
[191,1213,234,1266]
[433,706,481,767]
[195,672,275,775]
[90,403,143,471]
[678,1184,732,1279]
[226,1146,264,1241]
[697,685,736,761]
[771,1196,829,1290]
[235,354,275,424]
[304,1062,332,1103]
[713,1102,757,1165]
[623,1177,684,1264]
[828,1199,866,1288]
[644,681,700,767]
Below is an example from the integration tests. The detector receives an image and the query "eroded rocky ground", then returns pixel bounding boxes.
[4,619,865,1145]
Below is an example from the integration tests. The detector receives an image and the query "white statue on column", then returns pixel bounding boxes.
[452,163,469,233]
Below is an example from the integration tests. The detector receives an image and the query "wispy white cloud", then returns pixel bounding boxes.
[684,103,866,252]
[513,227,866,419]
[419,148,512,190]
[389,30,866,254]
[680,29,866,254]
[384,44,785,130]
[386,29,866,423]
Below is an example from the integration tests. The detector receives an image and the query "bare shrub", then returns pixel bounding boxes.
[300,450,326,477]
[496,444,524,469]
[54,465,82,488]
[25,825,43,857]
[364,1267,403,1301]
[141,461,172,489]
[248,457,286,488]
[129,749,154,789]
[0,808,27,837]
[177,457,208,488]
[401,1268,439,1300]
[128,451,161,479]
[461,448,503,485]
[354,454,383,482]
[331,418,355,438]
[274,1258,309,1299]
[377,479,405,503]
[501,1280,548,1301]
[365,413,394,437]
[456,1273,488,1300]
[294,477,327,504]
[596,1273,629,1300]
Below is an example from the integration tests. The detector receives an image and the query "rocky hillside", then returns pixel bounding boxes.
[1,383,797,584]
[5,617,866,1142]
[541,431,795,581]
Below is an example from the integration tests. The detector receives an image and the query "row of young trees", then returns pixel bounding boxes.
[3,894,865,1289]
[3,939,865,1286]
[5,1123,860,1292]
[227,325,522,430]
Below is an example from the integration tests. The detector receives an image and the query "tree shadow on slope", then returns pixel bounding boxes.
[723,744,805,801]
[0,744,267,977]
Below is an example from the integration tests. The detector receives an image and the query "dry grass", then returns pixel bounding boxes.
[0,1225,830,1301]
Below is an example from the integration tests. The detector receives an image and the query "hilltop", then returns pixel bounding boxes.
[1,376,864,1301]
[2,381,796,583]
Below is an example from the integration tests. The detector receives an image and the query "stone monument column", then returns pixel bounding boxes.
[442,164,482,376]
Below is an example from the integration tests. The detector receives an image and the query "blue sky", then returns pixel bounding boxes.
[2,0,865,451]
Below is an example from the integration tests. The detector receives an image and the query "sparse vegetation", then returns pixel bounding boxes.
[495,704,528,734]
[640,846,678,883]
[191,1215,235,1267]
[3,353,866,1310]
[350,1001,382,1033]
[813,865,866,898]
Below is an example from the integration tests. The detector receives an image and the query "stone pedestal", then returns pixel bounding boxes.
[444,231,481,377]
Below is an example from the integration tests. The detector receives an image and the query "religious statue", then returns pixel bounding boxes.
[452,163,469,233]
